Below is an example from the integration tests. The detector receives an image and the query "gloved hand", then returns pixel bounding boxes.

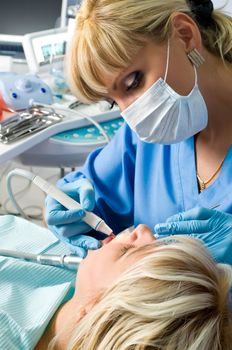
[45,178,101,258]
[154,207,232,265]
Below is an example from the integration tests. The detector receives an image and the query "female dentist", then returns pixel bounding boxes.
[46,0,232,259]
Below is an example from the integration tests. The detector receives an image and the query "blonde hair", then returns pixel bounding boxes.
[68,0,232,103]
[65,236,232,350]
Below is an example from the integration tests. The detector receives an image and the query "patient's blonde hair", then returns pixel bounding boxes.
[68,0,232,103]
[66,236,232,350]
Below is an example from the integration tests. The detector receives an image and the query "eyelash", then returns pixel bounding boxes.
[110,101,115,109]
[126,71,143,92]
[107,71,143,107]
[119,244,135,257]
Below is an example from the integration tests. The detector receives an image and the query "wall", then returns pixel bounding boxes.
[213,0,232,15]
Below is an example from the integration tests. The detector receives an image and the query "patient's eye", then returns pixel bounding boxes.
[119,244,136,257]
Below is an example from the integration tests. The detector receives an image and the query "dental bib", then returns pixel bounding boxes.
[0,215,76,350]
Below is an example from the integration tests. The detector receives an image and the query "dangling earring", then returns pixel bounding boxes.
[187,48,205,68]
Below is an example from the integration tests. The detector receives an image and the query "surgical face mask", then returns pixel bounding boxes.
[121,41,208,144]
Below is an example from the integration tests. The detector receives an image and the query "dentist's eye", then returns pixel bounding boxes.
[125,71,143,91]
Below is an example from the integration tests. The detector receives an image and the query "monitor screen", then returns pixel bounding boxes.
[0,0,63,36]
[31,30,67,70]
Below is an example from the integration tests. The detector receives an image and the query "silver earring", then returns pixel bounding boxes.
[187,48,205,68]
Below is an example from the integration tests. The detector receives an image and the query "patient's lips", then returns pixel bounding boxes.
[102,227,136,245]
[102,235,115,245]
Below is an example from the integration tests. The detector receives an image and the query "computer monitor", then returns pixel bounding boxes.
[0,0,63,59]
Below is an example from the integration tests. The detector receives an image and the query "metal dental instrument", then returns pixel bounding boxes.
[7,168,114,236]
[0,249,82,270]
[0,105,63,144]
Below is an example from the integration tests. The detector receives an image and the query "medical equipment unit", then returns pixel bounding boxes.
[22,27,68,75]
[7,168,113,236]
[0,249,82,270]
[0,72,53,115]
[17,113,124,168]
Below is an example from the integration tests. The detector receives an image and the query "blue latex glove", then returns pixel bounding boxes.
[45,178,101,258]
[154,207,232,265]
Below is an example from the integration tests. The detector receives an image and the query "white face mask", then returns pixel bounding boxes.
[121,41,208,144]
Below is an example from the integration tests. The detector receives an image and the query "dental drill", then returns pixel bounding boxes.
[0,249,82,270]
[6,168,113,236]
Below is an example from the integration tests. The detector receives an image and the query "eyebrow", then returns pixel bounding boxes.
[124,244,147,260]
[127,243,156,260]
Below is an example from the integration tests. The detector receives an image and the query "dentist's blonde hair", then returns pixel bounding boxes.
[66,236,232,350]
[68,0,232,103]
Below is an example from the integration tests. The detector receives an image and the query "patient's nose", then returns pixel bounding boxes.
[130,224,155,246]
[107,225,155,246]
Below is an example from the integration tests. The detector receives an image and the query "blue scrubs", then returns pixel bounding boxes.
[59,123,232,234]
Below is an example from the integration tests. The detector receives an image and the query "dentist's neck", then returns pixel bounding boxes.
[198,52,232,145]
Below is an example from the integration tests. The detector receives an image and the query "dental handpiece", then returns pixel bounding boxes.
[7,169,113,236]
[0,249,82,270]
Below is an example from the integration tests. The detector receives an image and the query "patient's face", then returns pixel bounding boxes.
[75,225,155,306]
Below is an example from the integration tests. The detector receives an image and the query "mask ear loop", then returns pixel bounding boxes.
[164,39,198,87]
[193,65,198,86]
[164,39,170,82]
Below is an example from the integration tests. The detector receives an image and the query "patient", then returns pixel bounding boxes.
[34,225,232,350]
